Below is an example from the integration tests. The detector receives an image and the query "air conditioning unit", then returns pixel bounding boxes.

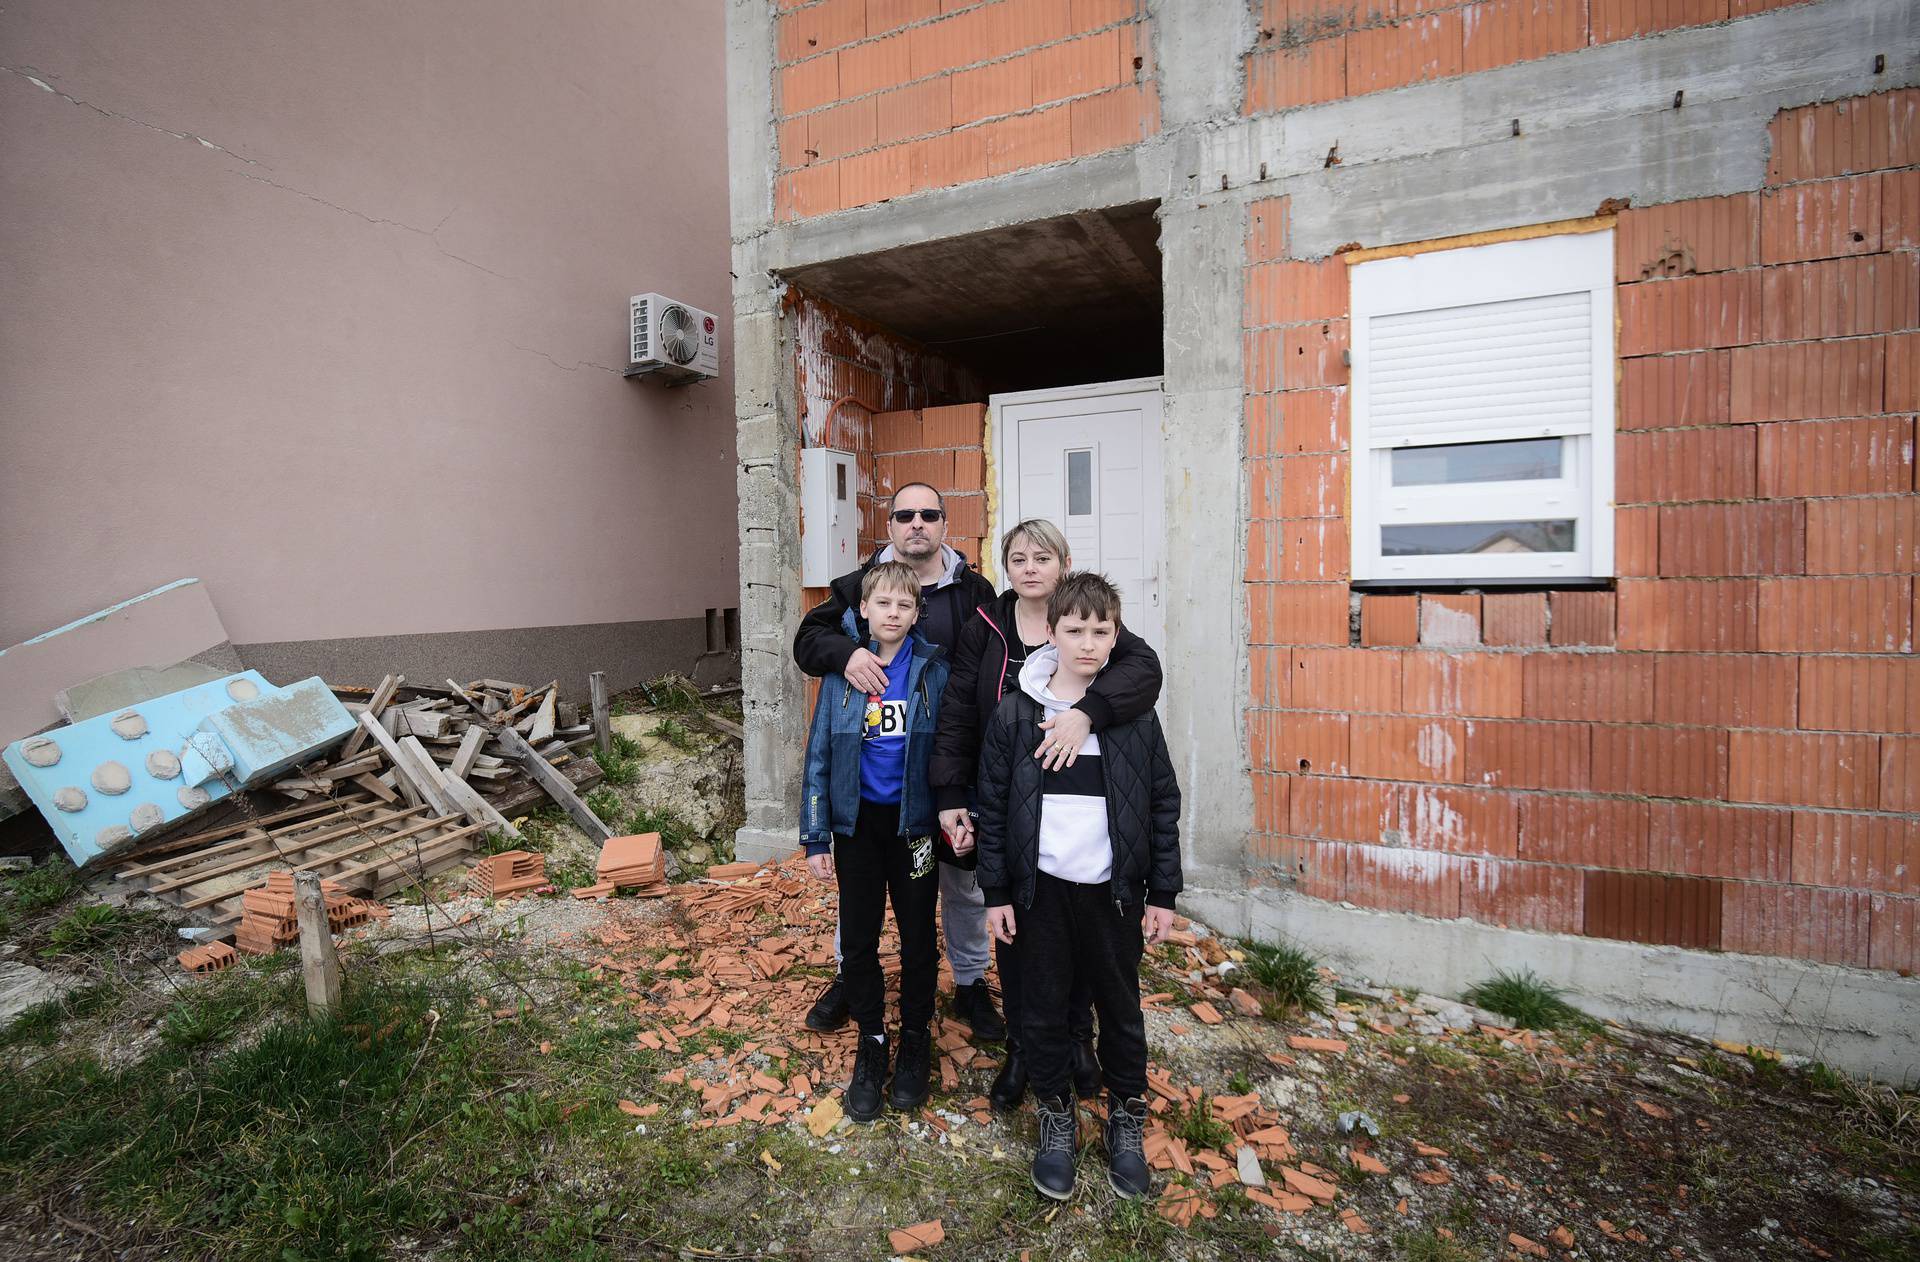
[627,292,720,383]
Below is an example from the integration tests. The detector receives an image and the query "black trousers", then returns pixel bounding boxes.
[1013,872,1148,1101]
[835,800,939,1036]
[995,936,1094,1051]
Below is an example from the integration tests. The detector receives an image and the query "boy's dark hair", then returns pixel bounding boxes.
[1047,571,1123,628]
[860,560,921,604]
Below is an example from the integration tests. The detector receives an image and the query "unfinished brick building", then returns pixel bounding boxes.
[726,0,1920,1076]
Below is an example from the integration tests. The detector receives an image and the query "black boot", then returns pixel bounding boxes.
[888,1027,932,1111]
[952,977,1007,1041]
[989,1044,1029,1114]
[1031,1094,1077,1201]
[1070,1037,1101,1100]
[845,1033,889,1123]
[1104,1093,1151,1199]
[805,976,850,1032]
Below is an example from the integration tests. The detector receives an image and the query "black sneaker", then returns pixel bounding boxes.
[1104,1093,1151,1199]
[1070,1036,1101,1100]
[953,977,1007,1041]
[989,1044,1029,1114]
[845,1034,889,1123]
[1031,1093,1077,1200]
[805,976,850,1032]
[888,1027,932,1111]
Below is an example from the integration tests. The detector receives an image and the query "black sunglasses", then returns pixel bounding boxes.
[890,508,944,523]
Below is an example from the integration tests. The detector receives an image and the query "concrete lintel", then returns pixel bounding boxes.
[1183,886,1920,1084]
[756,150,1148,274]
[1190,0,1919,245]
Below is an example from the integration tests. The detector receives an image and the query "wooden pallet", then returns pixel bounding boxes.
[112,791,487,932]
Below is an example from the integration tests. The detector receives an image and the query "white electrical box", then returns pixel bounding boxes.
[800,447,859,586]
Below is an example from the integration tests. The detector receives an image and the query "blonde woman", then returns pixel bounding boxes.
[930,518,1163,1111]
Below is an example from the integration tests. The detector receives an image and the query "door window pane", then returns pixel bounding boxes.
[1381,519,1576,556]
[1390,437,1562,486]
[1066,449,1093,516]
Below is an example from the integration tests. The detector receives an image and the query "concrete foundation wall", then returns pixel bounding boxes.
[1,0,738,654]
[1185,885,1920,1083]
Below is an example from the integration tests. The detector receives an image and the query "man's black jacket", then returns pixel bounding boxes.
[975,689,1182,913]
[792,547,996,677]
[929,588,1162,812]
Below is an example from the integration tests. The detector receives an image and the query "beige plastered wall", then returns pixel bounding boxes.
[0,0,738,651]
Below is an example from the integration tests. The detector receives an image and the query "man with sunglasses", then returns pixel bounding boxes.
[794,481,1002,1039]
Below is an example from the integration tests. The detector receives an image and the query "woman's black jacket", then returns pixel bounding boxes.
[929,588,1163,812]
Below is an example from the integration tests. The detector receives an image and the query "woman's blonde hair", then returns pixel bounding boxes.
[1000,518,1070,572]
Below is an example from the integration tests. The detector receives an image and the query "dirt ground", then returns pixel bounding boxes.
[2,715,1916,1260]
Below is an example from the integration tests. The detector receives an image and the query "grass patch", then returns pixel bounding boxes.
[1170,1095,1235,1153]
[1463,968,1585,1031]
[1,981,123,1048]
[624,807,701,855]
[1393,1228,1476,1262]
[42,903,155,959]
[591,745,637,787]
[650,718,696,753]
[2,857,82,913]
[1238,939,1326,1015]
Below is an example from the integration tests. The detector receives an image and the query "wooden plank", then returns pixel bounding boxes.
[528,689,558,743]
[365,833,484,898]
[147,806,428,894]
[448,726,488,780]
[590,671,612,754]
[326,821,488,891]
[398,736,459,818]
[112,794,374,864]
[409,747,518,841]
[351,772,399,804]
[481,754,602,818]
[294,871,342,1018]
[495,724,613,843]
[398,709,454,739]
[115,799,386,878]
[317,753,384,781]
[175,814,456,909]
[338,673,402,760]
[356,712,442,814]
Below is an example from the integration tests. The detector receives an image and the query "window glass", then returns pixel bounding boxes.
[1390,438,1562,486]
[1066,449,1093,516]
[1381,520,1576,556]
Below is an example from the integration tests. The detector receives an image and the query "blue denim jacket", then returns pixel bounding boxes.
[801,614,948,854]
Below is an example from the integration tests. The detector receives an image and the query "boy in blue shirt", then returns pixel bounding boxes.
[802,561,950,1121]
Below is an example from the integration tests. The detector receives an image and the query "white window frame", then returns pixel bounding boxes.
[1348,229,1615,584]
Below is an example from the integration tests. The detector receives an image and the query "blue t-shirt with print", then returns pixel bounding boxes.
[858,650,912,805]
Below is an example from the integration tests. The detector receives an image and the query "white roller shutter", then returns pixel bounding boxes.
[1349,229,1616,582]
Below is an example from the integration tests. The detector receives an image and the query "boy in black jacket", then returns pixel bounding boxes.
[976,572,1182,1203]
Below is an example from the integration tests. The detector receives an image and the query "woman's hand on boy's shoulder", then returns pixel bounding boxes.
[1035,708,1092,769]
[807,852,835,881]
[1142,905,1174,945]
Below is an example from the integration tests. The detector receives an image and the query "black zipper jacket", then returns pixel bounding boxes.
[928,588,1164,812]
[975,689,1182,913]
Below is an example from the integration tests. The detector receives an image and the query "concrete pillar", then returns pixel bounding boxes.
[1156,196,1252,891]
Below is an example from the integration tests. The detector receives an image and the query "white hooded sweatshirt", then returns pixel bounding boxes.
[1019,645,1111,885]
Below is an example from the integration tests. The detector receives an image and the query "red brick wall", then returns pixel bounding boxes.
[1243,89,1919,972]
[774,0,1160,220]
[1244,0,1817,115]
[867,405,993,574]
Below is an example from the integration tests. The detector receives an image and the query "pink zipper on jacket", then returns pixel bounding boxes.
[976,606,1011,702]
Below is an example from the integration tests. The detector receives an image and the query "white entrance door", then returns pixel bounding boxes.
[992,378,1165,651]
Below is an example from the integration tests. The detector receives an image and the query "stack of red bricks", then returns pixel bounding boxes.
[866,404,991,570]
[572,832,669,900]
[233,871,388,956]
[467,849,548,899]
[177,941,238,974]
